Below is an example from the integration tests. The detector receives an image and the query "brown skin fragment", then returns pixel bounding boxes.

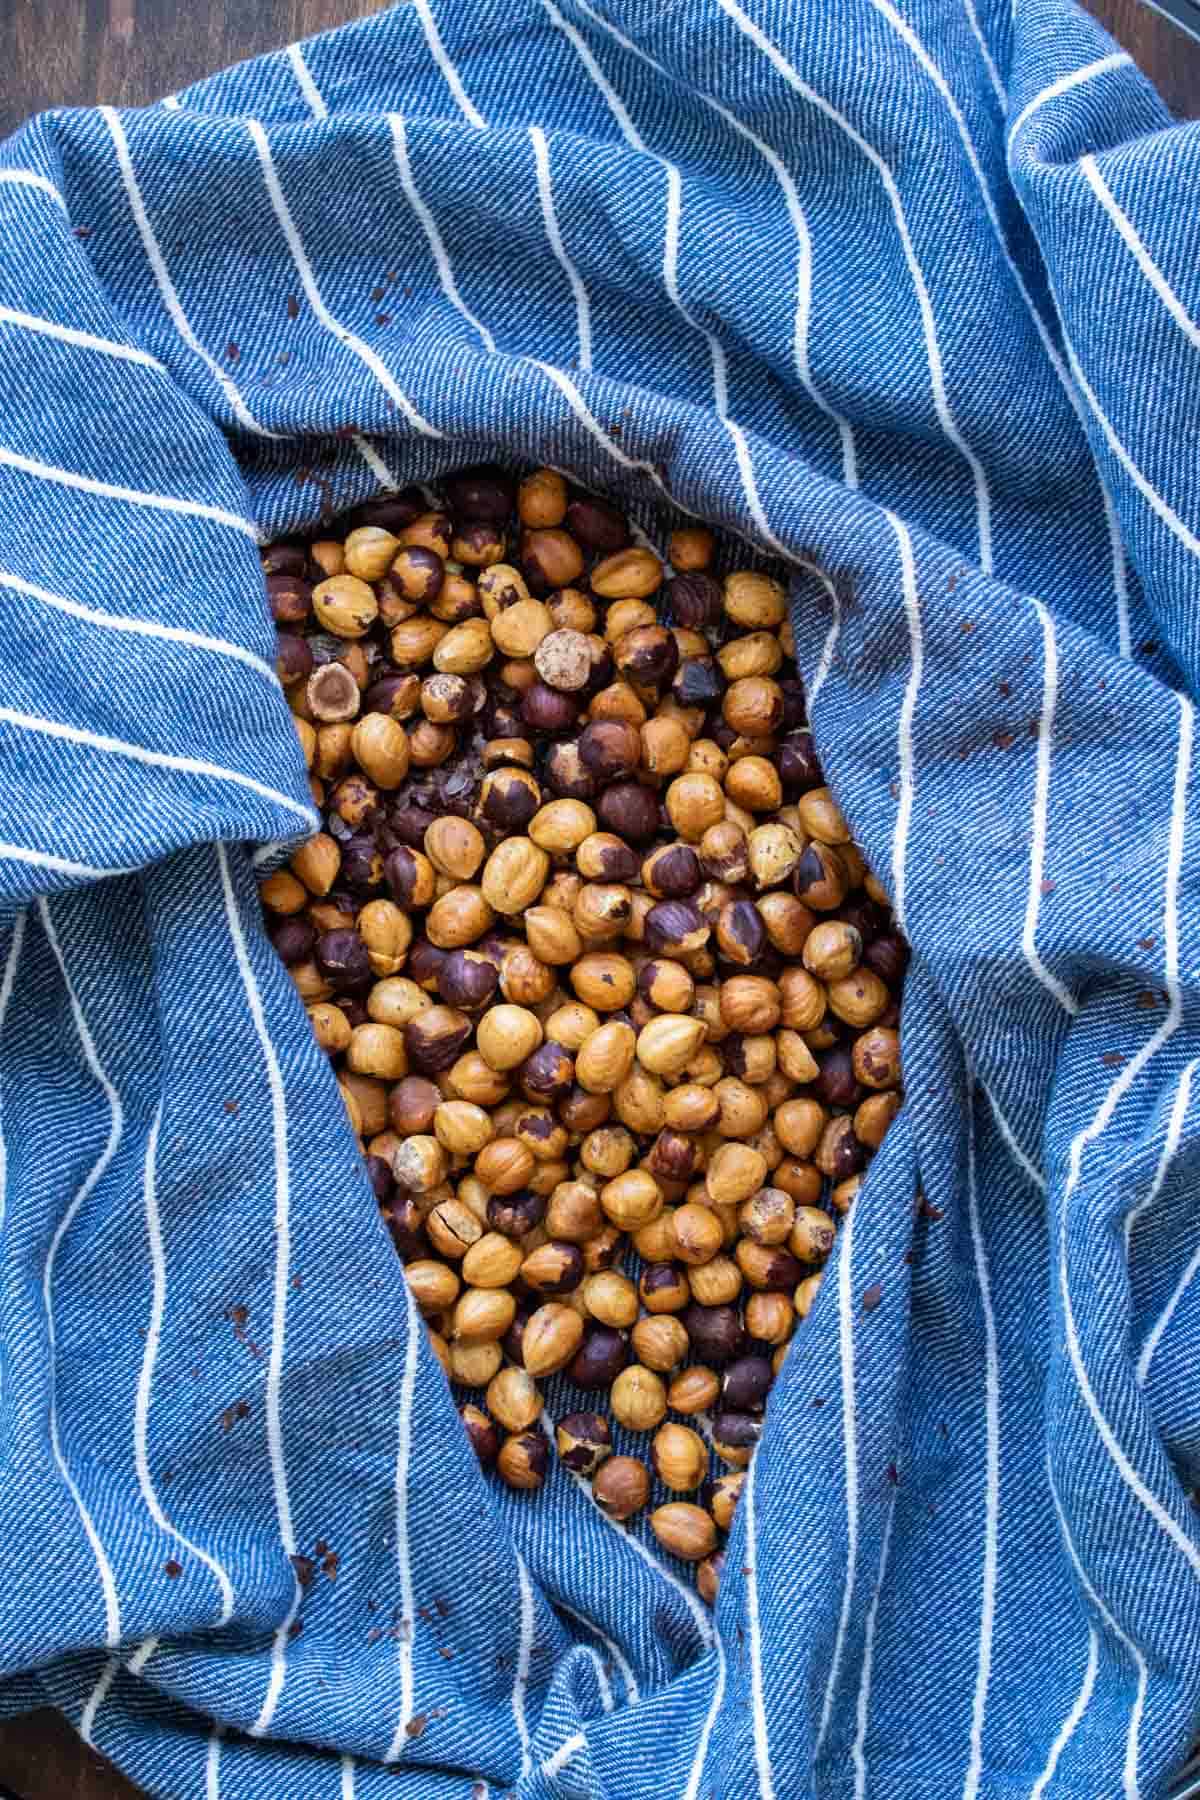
[164,1560,182,1579]
[290,1555,316,1588]
[861,1283,883,1313]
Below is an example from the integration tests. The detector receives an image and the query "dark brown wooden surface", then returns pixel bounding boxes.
[0,0,1196,1795]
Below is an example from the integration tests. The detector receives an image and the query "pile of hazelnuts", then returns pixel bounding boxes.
[259,464,906,1604]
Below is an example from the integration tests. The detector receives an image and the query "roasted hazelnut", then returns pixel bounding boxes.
[638,959,696,1015]
[497,1430,549,1491]
[610,1364,668,1432]
[615,624,679,689]
[485,1189,544,1241]
[667,568,721,626]
[673,657,724,710]
[452,1287,517,1344]
[667,772,726,841]
[593,1455,650,1520]
[578,719,641,781]
[639,1262,691,1313]
[438,949,500,1012]
[790,1205,837,1263]
[314,928,372,993]
[716,899,767,967]
[307,661,361,724]
[481,838,550,916]
[652,1422,707,1493]
[856,1090,901,1148]
[668,1366,721,1415]
[650,1502,716,1561]
[683,1302,745,1367]
[576,1021,637,1094]
[545,739,597,800]
[569,1323,631,1389]
[793,841,848,911]
[521,1240,585,1295]
[744,1292,794,1346]
[575,834,639,883]
[533,627,593,692]
[630,1315,689,1374]
[697,1551,725,1605]
[405,1005,473,1073]
[459,1231,523,1289]
[556,1411,612,1477]
[641,844,701,902]
[711,1411,762,1468]
[522,1302,585,1376]
[597,782,661,844]
[487,1366,543,1434]
[671,1202,724,1266]
[388,1075,440,1136]
[735,1238,804,1292]
[721,1355,773,1411]
[725,755,782,813]
[461,1403,499,1467]
[723,676,783,737]
[451,1340,503,1388]
[478,766,541,833]
[346,1021,407,1079]
[813,1046,863,1109]
[705,1143,768,1207]
[522,527,586,591]
[518,467,568,527]
[739,1188,795,1247]
[643,902,709,960]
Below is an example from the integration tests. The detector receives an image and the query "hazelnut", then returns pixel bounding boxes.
[522,527,586,591]
[641,715,692,776]
[555,1411,612,1477]
[652,1422,707,1493]
[856,1090,901,1148]
[736,1238,804,1291]
[790,1205,837,1263]
[476,1004,543,1071]
[597,782,660,844]
[600,1169,663,1230]
[570,1323,631,1389]
[522,1303,585,1376]
[827,968,890,1028]
[460,1231,523,1288]
[725,755,782,813]
[497,1430,549,1491]
[534,628,593,691]
[683,1302,746,1367]
[593,1456,650,1520]
[615,624,679,689]
[492,597,553,659]
[481,838,550,915]
[487,1366,543,1432]
[451,1340,503,1388]
[521,1240,585,1295]
[721,1354,773,1411]
[793,841,848,911]
[307,662,360,723]
[711,1411,762,1468]
[669,527,714,572]
[672,1201,724,1265]
[636,1015,707,1076]
[452,1287,517,1344]
[389,1075,441,1135]
[639,1261,691,1313]
[518,468,568,527]
[668,1366,721,1414]
[576,1020,637,1094]
[404,1259,460,1314]
[590,546,663,599]
[697,1552,725,1606]
[405,1005,473,1073]
[582,1270,639,1328]
[578,719,641,780]
[426,1196,485,1259]
[312,574,378,637]
[649,1503,716,1561]
[739,1188,795,1246]
[433,1100,495,1157]
[461,1403,499,1468]
[475,1137,536,1194]
[610,1364,668,1431]
[666,773,726,841]
[723,570,786,628]
[719,976,781,1034]
[631,1314,689,1372]
[747,822,804,889]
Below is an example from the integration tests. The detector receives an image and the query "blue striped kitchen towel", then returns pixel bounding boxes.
[0,0,1197,1794]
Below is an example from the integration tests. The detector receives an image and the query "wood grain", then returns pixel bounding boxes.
[0,0,1196,1795]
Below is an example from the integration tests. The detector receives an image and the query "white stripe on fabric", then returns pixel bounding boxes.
[1100,484,1132,661]
[1081,155,1200,352]
[513,1551,535,1780]
[556,1600,640,1705]
[1023,599,1078,1014]
[681,1637,727,1800]
[539,1413,713,1644]
[1059,695,1199,1580]
[716,0,992,572]
[0,169,66,207]
[529,128,592,374]
[542,1733,585,1778]
[216,846,299,1733]
[743,1453,775,1800]
[807,583,842,710]
[0,307,164,368]
[985,1090,1046,1191]
[888,511,922,938]
[1128,1056,1198,1260]
[1063,332,1200,562]
[664,165,727,416]
[1045,1450,1146,1800]
[127,1636,160,1676]
[247,120,441,439]
[0,443,257,536]
[161,94,182,111]
[339,1754,355,1799]
[0,843,136,881]
[79,1657,120,1746]
[851,1488,898,1800]
[102,108,277,439]
[543,0,647,150]
[286,42,328,119]
[570,0,858,487]
[1030,1628,1099,1800]
[814,1192,859,1763]
[964,1080,1000,1800]
[136,1106,236,1622]
[205,1726,222,1800]
[38,897,123,1649]
[352,435,399,489]
[1008,53,1133,148]
[383,1282,421,1761]
[588,1646,614,1713]
[1135,1061,1200,1384]
[389,114,496,353]
[963,0,1007,104]
[412,0,486,128]
[0,705,315,827]
[0,913,25,1278]
[0,568,277,683]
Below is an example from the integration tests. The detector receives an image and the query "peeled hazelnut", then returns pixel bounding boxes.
[793,841,848,911]
[521,1240,585,1295]
[476,1004,543,1071]
[518,468,568,527]
[307,661,361,723]
[461,1231,523,1288]
[487,1366,543,1433]
[593,1456,650,1520]
[631,1314,689,1372]
[790,1205,837,1263]
[534,628,593,691]
[672,1201,724,1266]
[591,546,662,599]
[600,1169,663,1230]
[650,1502,716,1561]
[426,1196,485,1259]
[668,1366,721,1414]
[475,1137,536,1195]
[739,1188,795,1247]
[697,1551,725,1605]
[404,1259,460,1314]
[576,1020,637,1094]
[652,1422,707,1493]
[497,1430,549,1491]
[723,570,786,628]
[522,1303,585,1376]
[555,1411,612,1477]
[481,838,550,915]
[636,1015,707,1076]
[452,1287,517,1344]
[610,1364,668,1432]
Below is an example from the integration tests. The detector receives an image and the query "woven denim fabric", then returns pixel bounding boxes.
[0,0,1196,1794]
